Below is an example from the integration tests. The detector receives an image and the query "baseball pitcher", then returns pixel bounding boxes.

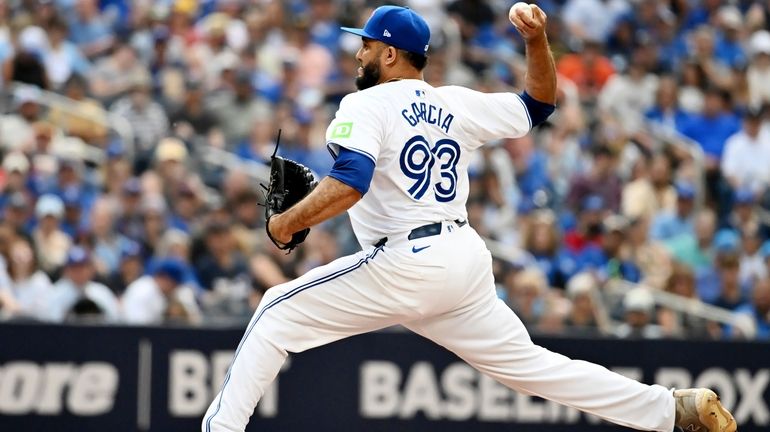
[203,5,736,432]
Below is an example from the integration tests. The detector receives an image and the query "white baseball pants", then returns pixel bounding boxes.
[202,222,675,432]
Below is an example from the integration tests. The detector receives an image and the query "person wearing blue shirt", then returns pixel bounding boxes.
[524,210,574,288]
[1,192,35,235]
[577,215,641,283]
[66,0,115,58]
[168,184,201,234]
[649,182,696,240]
[723,188,761,232]
[730,279,770,340]
[100,0,132,31]
[506,136,553,205]
[52,159,98,216]
[679,88,740,208]
[657,27,689,73]
[713,7,747,69]
[59,186,86,239]
[309,0,342,56]
[696,231,752,306]
[194,222,250,293]
[680,5,712,33]
[579,244,641,283]
[679,88,741,161]
[715,33,746,70]
[645,76,692,133]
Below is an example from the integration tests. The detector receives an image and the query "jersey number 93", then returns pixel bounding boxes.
[399,135,460,202]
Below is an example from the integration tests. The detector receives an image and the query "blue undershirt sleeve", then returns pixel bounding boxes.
[519,91,556,128]
[328,147,376,196]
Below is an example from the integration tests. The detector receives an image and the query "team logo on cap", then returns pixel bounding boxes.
[383,29,391,37]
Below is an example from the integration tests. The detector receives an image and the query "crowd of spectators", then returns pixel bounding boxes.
[0,0,769,340]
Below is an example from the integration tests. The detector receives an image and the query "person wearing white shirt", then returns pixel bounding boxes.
[32,194,72,275]
[598,51,659,135]
[721,107,770,194]
[122,258,200,325]
[562,0,630,43]
[739,224,767,288]
[1,237,54,321]
[747,31,770,109]
[48,246,120,323]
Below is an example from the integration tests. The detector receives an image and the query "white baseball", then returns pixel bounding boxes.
[509,2,533,25]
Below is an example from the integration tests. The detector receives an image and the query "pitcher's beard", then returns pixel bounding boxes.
[355,61,381,90]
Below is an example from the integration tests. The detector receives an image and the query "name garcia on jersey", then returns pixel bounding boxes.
[401,100,454,134]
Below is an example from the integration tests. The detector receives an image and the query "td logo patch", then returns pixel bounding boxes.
[331,122,353,139]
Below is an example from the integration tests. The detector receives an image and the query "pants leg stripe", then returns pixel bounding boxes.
[204,245,384,432]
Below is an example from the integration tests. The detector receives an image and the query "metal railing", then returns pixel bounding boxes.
[482,236,739,333]
[2,82,134,161]
[3,82,270,188]
[195,142,271,184]
[603,279,737,324]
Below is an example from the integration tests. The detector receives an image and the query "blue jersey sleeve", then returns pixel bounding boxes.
[328,147,376,196]
[519,91,555,127]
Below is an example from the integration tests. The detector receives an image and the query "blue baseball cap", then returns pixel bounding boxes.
[106,139,125,159]
[713,229,740,253]
[674,182,696,200]
[121,241,143,260]
[152,258,187,285]
[61,186,82,208]
[734,187,755,205]
[122,178,142,195]
[66,246,91,266]
[341,6,430,56]
[581,195,605,212]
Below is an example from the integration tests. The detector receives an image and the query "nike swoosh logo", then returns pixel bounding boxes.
[412,245,431,253]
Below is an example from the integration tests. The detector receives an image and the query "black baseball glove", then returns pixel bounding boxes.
[262,137,317,251]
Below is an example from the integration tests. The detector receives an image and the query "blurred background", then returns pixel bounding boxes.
[0,0,768,431]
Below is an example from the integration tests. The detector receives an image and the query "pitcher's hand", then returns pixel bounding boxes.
[509,3,547,42]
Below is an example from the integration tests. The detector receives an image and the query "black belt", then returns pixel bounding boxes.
[374,219,467,247]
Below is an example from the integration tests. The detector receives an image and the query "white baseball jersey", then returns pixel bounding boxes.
[325,79,532,246]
